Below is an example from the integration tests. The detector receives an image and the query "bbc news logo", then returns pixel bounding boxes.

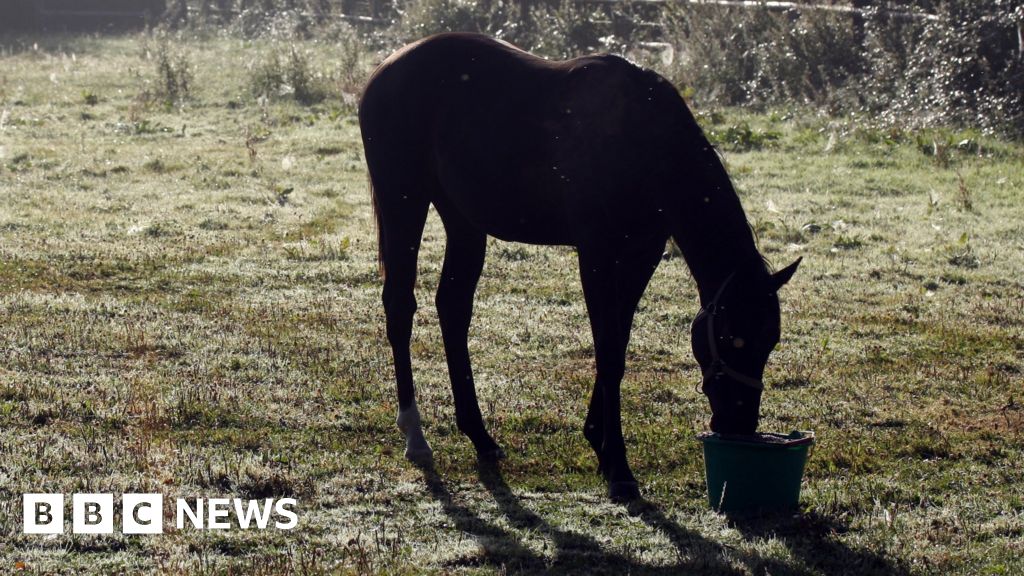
[23,494,298,534]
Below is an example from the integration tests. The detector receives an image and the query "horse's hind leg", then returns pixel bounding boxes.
[378,187,432,463]
[434,201,504,460]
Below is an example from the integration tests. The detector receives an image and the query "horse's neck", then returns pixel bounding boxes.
[673,198,764,306]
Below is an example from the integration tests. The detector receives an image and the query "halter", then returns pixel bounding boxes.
[694,272,765,391]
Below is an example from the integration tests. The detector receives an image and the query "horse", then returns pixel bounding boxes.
[358,32,800,501]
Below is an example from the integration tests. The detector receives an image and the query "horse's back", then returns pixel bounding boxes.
[359,33,697,246]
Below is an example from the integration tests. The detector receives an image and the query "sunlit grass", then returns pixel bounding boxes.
[1,32,1022,575]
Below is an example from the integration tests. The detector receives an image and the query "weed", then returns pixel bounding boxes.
[947,233,981,269]
[286,48,323,105]
[146,41,193,108]
[708,122,781,151]
[245,127,270,162]
[833,234,864,250]
[498,246,532,262]
[332,24,365,97]
[5,152,31,172]
[142,221,175,238]
[314,145,344,157]
[198,218,229,231]
[274,186,293,206]
[939,272,968,285]
[249,47,325,105]
[927,189,941,214]
[115,117,169,136]
[955,170,974,212]
[142,157,175,173]
[283,237,351,261]
[928,137,952,168]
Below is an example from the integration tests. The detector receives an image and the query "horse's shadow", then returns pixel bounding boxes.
[724,510,912,576]
[417,460,740,575]
[416,461,907,575]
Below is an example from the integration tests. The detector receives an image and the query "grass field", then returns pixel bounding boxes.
[1,32,1023,575]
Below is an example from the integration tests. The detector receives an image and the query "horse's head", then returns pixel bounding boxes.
[690,258,801,435]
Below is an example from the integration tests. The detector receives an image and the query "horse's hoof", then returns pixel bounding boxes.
[477,446,506,462]
[609,481,640,503]
[405,446,434,465]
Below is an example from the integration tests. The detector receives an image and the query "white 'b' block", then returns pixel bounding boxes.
[73,494,114,534]
[23,494,64,534]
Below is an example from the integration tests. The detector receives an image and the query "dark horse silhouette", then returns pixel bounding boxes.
[359,33,800,501]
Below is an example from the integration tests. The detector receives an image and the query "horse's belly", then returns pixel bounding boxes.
[438,174,574,245]
[434,124,575,245]
[474,204,574,246]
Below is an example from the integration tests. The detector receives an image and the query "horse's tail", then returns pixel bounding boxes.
[368,173,385,278]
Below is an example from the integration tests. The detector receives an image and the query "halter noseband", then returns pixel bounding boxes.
[695,272,765,391]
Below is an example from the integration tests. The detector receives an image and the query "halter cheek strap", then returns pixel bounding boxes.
[697,272,765,391]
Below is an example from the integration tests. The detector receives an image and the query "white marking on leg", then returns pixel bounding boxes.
[396,403,432,462]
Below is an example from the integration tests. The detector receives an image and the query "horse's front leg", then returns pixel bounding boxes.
[583,379,605,473]
[579,237,663,501]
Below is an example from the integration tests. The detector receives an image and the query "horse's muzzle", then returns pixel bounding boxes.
[703,375,762,435]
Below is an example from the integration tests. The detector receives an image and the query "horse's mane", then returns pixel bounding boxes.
[706,142,775,276]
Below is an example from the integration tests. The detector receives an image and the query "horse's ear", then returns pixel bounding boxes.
[769,257,801,292]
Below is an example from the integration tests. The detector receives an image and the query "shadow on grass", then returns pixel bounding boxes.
[726,511,912,576]
[418,460,742,575]
[418,461,909,575]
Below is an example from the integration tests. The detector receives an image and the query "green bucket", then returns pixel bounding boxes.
[697,430,815,513]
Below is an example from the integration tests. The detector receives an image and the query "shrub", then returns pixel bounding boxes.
[527,1,606,59]
[660,5,864,107]
[391,0,645,59]
[901,1,1023,135]
[393,0,528,46]
[157,0,1024,135]
[329,21,367,96]
[156,46,192,104]
[661,1,1023,135]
